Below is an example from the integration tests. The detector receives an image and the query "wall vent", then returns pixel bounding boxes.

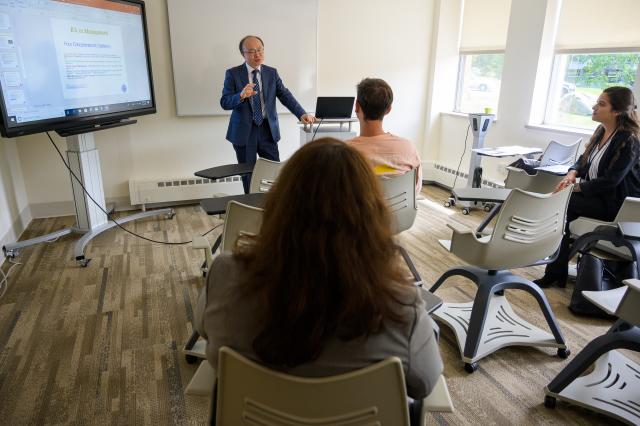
[430,163,504,189]
[129,175,244,208]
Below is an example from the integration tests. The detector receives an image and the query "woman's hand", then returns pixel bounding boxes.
[553,170,577,193]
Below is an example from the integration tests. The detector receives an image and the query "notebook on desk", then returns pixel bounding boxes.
[314,97,355,119]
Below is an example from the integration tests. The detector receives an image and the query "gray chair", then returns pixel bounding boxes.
[213,347,417,425]
[380,169,421,283]
[545,278,640,424]
[431,187,573,372]
[539,139,581,167]
[184,201,264,378]
[569,197,640,260]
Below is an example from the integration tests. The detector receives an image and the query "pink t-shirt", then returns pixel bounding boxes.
[346,133,422,194]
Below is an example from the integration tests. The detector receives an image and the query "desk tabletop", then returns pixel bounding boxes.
[195,163,254,181]
[453,187,511,203]
[200,192,266,215]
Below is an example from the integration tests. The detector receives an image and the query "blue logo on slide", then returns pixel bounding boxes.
[121,84,127,93]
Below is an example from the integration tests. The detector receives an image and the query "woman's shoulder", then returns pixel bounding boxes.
[207,253,246,291]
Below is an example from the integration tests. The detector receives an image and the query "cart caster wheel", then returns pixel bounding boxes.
[557,348,570,359]
[464,362,478,373]
[78,258,91,267]
[444,201,451,207]
[462,208,470,215]
[544,395,556,409]
[166,210,176,220]
[484,204,493,212]
[186,354,198,364]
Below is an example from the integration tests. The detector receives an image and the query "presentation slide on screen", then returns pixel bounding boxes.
[0,0,152,127]
[51,19,129,100]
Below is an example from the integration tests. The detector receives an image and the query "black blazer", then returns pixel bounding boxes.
[570,129,640,218]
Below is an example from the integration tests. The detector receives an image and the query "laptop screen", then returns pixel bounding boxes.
[314,97,355,119]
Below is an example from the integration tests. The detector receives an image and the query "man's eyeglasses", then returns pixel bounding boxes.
[243,48,264,55]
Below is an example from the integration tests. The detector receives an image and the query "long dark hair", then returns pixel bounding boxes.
[579,86,640,167]
[234,138,413,368]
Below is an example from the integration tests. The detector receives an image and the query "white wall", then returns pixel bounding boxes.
[0,138,30,265]
[11,0,435,216]
[428,0,590,187]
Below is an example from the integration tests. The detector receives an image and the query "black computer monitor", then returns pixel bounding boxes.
[314,97,355,119]
[0,0,155,138]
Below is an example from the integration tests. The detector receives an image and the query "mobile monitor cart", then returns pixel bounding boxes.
[444,113,494,214]
[2,131,175,267]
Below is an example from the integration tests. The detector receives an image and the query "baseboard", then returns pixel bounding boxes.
[1,204,32,267]
[29,196,202,219]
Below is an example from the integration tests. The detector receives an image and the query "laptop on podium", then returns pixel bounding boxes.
[314,97,355,119]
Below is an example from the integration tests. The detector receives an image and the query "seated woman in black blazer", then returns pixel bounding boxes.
[535,86,640,288]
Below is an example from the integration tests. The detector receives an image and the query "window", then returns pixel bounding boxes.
[544,52,640,130]
[455,0,510,114]
[454,53,504,114]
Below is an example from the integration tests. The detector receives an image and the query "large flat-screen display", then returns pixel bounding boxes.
[0,0,155,138]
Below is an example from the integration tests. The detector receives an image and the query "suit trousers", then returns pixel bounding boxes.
[232,120,280,194]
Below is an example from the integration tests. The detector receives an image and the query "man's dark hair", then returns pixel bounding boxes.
[356,78,393,121]
[238,35,264,54]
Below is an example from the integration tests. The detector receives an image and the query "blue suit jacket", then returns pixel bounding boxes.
[220,64,306,146]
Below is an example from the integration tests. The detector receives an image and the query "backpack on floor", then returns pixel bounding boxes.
[570,253,638,318]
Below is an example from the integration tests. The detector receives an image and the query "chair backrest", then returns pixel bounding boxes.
[613,197,640,223]
[220,201,263,253]
[379,169,417,235]
[539,138,581,167]
[483,186,573,269]
[215,347,411,426]
[504,167,563,193]
[615,279,640,326]
[249,158,284,193]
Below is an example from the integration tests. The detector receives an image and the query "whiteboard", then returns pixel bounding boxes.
[166,0,318,116]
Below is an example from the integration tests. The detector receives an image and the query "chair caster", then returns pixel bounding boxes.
[557,348,570,359]
[464,362,478,373]
[544,395,556,409]
[461,208,470,215]
[78,258,91,267]
[186,354,198,364]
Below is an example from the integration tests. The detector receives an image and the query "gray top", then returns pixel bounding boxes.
[196,253,444,399]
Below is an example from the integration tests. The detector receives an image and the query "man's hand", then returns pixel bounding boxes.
[301,113,315,124]
[240,83,257,100]
[553,170,577,193]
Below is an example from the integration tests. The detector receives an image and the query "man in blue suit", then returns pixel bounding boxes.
[221,35,315,193]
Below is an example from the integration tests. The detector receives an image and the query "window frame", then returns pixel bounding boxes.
[542,47,640,131]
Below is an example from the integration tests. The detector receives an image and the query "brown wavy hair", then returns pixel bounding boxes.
[579,86,640,168]
[234,138,413,367]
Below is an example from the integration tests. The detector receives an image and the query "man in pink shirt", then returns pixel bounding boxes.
[346,78,423,195]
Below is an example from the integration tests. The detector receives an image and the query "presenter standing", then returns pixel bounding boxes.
[221,35,315,193]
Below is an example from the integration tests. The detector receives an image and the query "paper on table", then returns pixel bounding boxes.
[472,145,543,157]
[535,164,570,175]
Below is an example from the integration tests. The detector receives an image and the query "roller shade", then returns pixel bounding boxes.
[459,0,511,53]
[556,0,640,52]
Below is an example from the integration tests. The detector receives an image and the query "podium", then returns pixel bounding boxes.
[2,132,174,267]
[299,118,358,145]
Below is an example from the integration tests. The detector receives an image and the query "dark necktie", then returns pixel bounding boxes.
[251,69,263,125]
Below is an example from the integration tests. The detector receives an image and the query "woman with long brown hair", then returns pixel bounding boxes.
[535,86,640,288]
[197,138,443,399]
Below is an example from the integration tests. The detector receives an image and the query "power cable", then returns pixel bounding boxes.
[46,132,222,245]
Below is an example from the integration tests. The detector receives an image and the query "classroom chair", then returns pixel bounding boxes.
[431,187,572,372]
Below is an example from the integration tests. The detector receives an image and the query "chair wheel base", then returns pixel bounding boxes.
[557,348,570,359]
[544,395,556,409]
[464,362,478,373]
